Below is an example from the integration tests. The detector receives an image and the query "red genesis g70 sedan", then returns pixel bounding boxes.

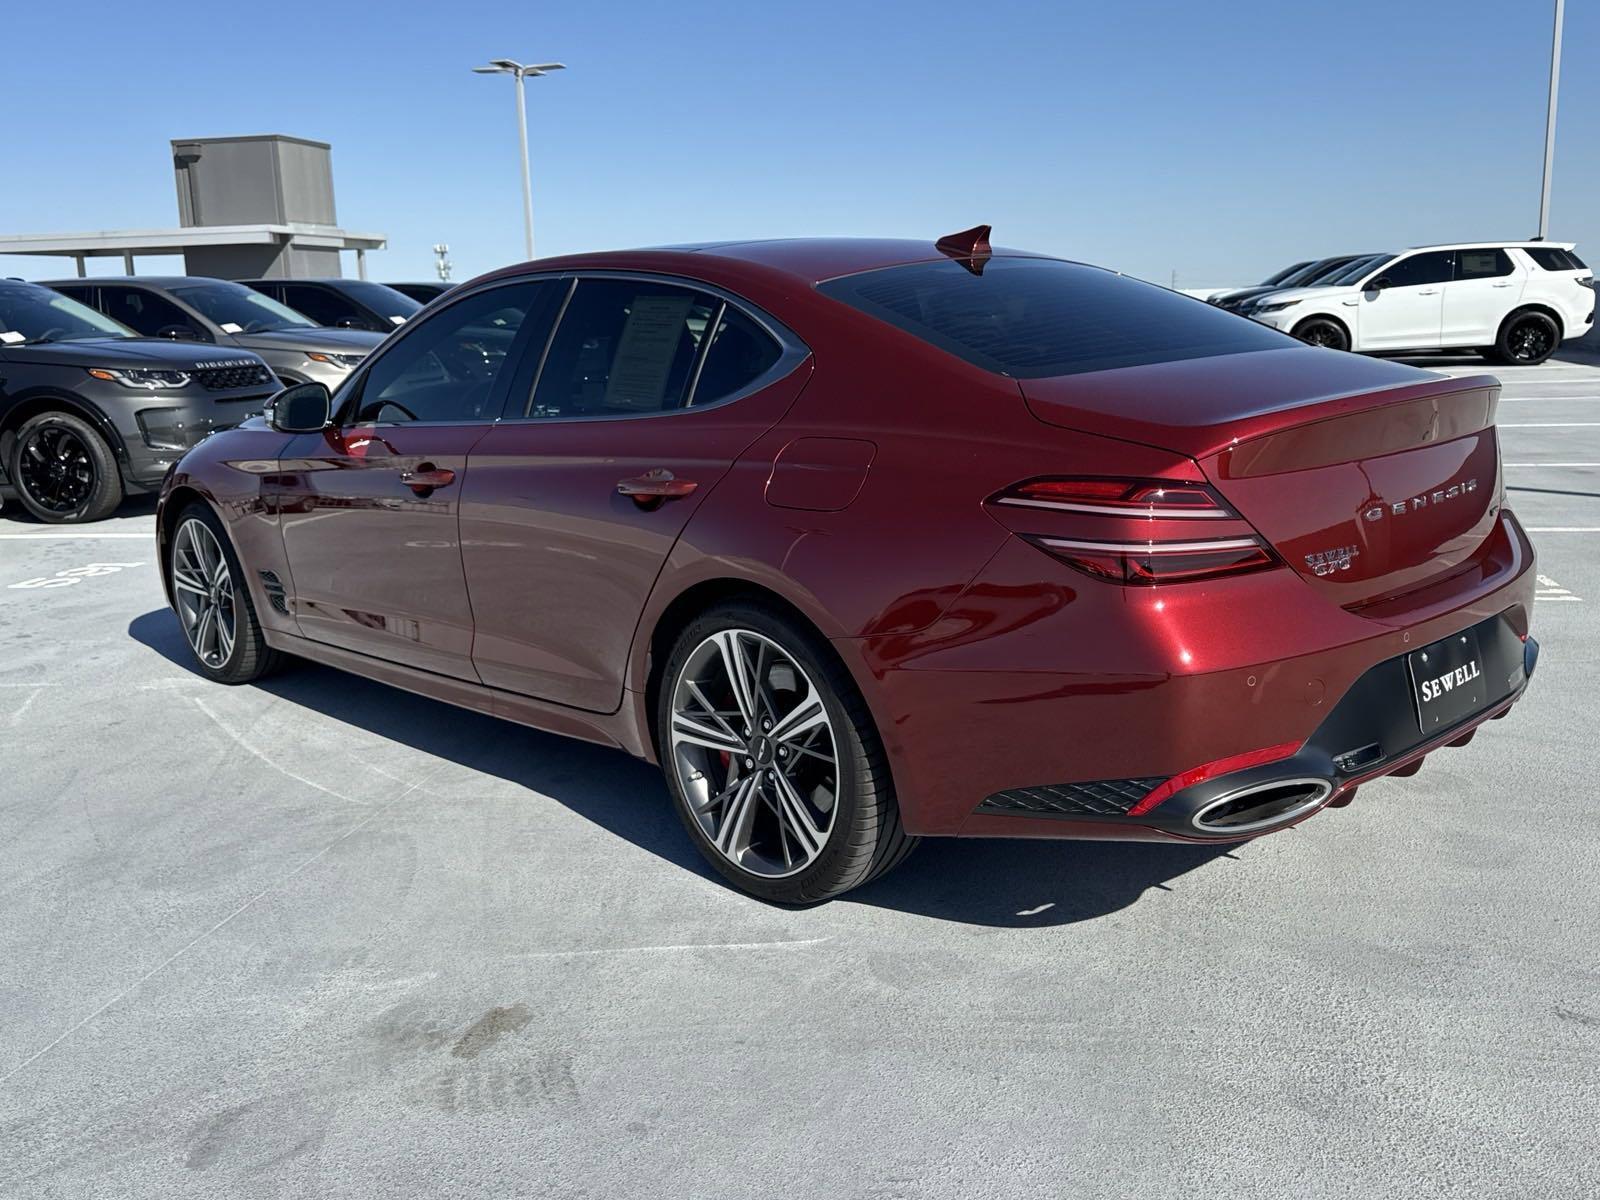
[157,228,1539,902]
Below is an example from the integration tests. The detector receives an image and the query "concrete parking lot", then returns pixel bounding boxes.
[3,351,1598,1198]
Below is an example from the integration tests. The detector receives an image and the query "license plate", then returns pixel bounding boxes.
[1408,629,1488,733]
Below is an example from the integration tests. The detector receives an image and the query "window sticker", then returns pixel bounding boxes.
[219,322,243,334]
[604,294,695,410]
[0,331,24,344]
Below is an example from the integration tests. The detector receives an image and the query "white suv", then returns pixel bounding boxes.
[1241,242,1594,364]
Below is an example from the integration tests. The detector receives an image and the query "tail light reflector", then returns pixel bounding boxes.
[1026,535,1274,584]
[1127,741,1303,816]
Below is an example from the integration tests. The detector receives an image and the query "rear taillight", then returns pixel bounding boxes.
[1027,535,1274,584]
[994,476,1277,585]
[997,477,1232,518]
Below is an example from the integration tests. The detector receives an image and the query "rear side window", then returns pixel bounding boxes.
[1455,249,1513,280]
[529,279,719,417]
[817,257,1287,378]
[694,306,782,405]
[1524,246,1588,271]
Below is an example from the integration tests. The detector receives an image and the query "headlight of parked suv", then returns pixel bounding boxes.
[86,367,192,390]
[1253,300,1299,314]
[305,351,366,369]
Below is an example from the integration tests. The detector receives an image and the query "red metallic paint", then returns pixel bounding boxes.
[157,238,1538,852]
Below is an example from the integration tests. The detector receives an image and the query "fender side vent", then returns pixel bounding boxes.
[980,777,1167,818]
[257,569,288,615]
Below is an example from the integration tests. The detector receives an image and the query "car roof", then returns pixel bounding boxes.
[517,237,1062,288]
[1402,241,1576,251]
[36,276,240,289]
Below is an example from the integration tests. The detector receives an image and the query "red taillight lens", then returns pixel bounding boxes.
[1026,535,1275,585]
[999,477,1233,519]
[1127,741,1303,816]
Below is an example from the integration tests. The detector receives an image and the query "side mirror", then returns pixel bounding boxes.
[1366,276,1391,292]
[267,381,332,433]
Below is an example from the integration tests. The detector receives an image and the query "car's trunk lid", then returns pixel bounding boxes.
[1020,347,1503,608]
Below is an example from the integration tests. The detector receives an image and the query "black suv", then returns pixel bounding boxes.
[0,281,276,523]
[241,278,420,332]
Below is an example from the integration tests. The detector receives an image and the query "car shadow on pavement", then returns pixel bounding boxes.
[130,608,1237,928]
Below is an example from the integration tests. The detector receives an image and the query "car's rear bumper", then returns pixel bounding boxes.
[842,510,1538,839]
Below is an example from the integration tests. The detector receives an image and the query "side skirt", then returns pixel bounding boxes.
[260,628,653,760]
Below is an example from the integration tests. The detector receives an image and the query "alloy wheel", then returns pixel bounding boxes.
[1508,319,1553,362]
[172,518,238,669]
[669,629,839,878]
[16,424,95,515]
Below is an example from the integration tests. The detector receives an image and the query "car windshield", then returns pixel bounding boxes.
[819,256,1288,378]
[0,284,134,343]
[336,281,422,322]
[1260,261,1312,286]
[171,282,317,333]
[1324,254,1392,286]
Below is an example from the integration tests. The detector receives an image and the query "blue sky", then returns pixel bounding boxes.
[2,0,1594,288]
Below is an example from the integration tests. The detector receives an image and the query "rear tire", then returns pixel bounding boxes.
[168,502,284,684]
[8,411,123,524]
[1488,311,1559,365]
[1292,317,1350,352]
[656,602,915,903]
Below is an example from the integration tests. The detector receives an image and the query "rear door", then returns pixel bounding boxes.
[460,275,808,710]
[1441,248,1523,347]
[272,280,558,679]
[1356,250,1452,350]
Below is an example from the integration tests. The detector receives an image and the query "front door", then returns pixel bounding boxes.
[272,281,557,680]
[1356,250,1452,351]
[460,276,808,711]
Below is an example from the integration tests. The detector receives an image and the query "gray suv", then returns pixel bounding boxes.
[43,277,385,391]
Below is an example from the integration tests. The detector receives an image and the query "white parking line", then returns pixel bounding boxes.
[1504,462,1600,467]
[0,532,151,540]
[1537,574,1584,603]
[1527,527,1600,533]
[1500,423,1600,428]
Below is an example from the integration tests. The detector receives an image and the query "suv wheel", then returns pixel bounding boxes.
[1292,317,1350,352]
[9,411,123,523]
[1490,311,1559,365]
[657,603,916,903]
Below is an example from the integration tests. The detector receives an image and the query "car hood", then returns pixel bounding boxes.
[1247,283,1354,307]
[230,328,386,354]
[5,337,266,371]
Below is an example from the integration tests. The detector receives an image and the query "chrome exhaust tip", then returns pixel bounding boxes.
[1190,778,1333,834]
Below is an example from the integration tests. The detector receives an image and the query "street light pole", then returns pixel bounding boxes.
[473,58,566,261]
[1537,0,1564,239]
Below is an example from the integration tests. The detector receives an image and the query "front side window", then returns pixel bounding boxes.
[528,280,719,418]
[0,284,133,343]
[173,282,316,333]
[329,281,420,324]
[349,283,555,424]
[1377,251,1454,289]
[280,285,367,329]
[818,257,1287,378]
[1455,249,1513,280]
[100,287,207,339]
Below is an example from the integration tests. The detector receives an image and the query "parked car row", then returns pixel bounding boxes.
[0,276,443,522]
[1209,242,1594,364]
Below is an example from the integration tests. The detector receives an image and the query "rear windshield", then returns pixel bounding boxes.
[1524,246,1588,272]
[817,257,1288,378]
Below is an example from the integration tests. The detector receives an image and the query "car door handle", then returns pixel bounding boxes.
[1491,281,1514,287]
[617,469,698,508]
[400,464,456,496]
[1417,289,1439,296]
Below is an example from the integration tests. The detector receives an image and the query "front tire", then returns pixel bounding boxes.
[1489,311,1559,365]
[8,411,123,523]
[1292,316,1350,352]
[656,603,915,903]
[168,503,283,684]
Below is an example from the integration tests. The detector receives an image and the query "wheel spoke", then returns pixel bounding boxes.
[672,712,746,756]
[194,605,217,662]
[714,775,760,858]
[714,631,759,729]
[684,679,741,738]
[172,567,208,597]
[770,694,827,745]
[770,769,824,860]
